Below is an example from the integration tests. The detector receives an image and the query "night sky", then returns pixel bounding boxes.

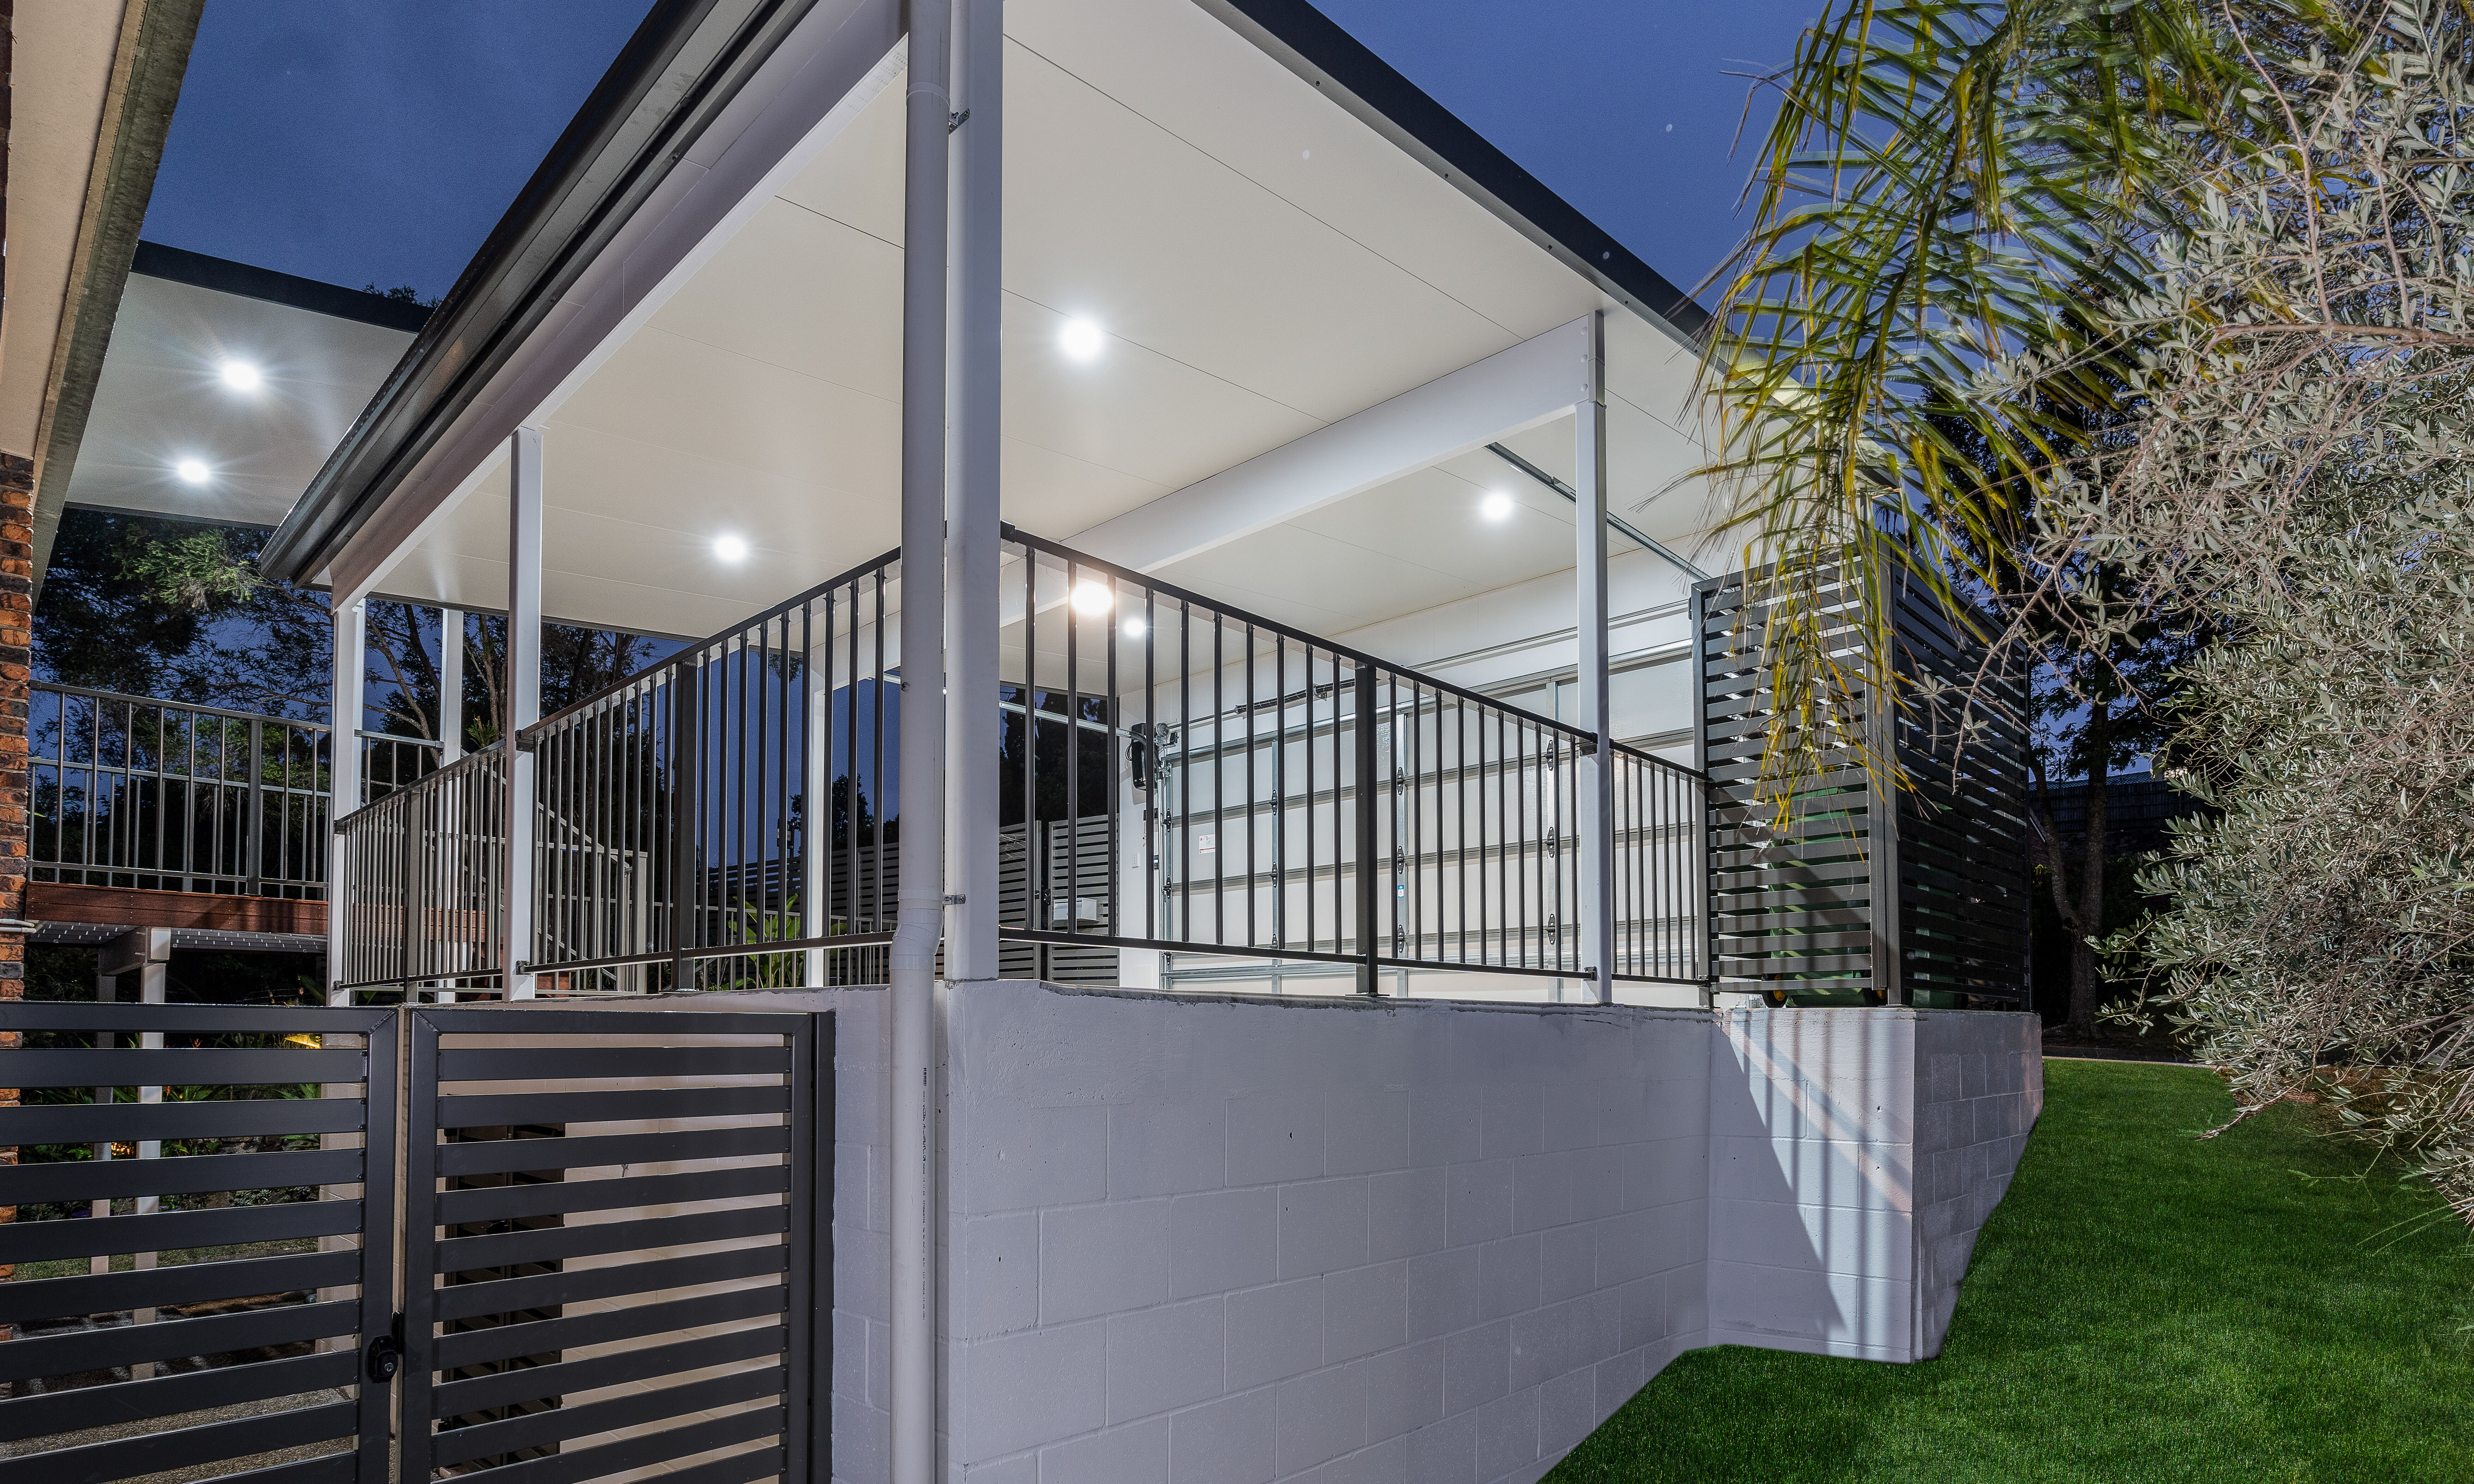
[141,0,1814,308]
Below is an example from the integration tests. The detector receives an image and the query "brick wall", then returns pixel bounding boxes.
[0,450,29,1313]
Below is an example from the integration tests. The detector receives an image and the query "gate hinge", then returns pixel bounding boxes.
[365,1311,406,1384]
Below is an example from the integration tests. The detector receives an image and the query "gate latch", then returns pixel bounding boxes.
[365,1312,405,1384]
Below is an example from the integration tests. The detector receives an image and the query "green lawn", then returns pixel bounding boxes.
[1551,1059,2474,1483]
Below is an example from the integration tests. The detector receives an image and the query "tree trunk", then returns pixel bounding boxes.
[2064,726,2113,1040]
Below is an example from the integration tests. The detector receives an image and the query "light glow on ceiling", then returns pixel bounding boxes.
[713,535,749,562]
[1070,581,1114,617]
[1121,616,1146,639]
[1059,318,1105,362]
[218,360,263,391]
[1480,492,1514,521]
[173,458,211,486]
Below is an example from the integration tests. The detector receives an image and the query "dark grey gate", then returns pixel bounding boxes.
[397,1005,826,1484]
[0,1000,397,1484]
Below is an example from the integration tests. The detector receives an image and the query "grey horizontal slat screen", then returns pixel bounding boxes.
[436,1045,786,1080]
[434,1163,789,1226]
[0,1095,367,1144]
[435,1084,787,1127]
[0,1298,360,1384]
[430,1324,787,1417]
[1696,570,2030,1003]
[434,1123,788,1178]
[0,1148,360,1206]
[0,1348,357,1443]
[432,1205,788,1272]
[0,1198,362,1267]
[430,1286,785,1374]
[402,1005,821,1483]
[0,1002,395,1484]
[0,1250,360,1325]
[1,1047,363,1085]
[0,1399,360,1484]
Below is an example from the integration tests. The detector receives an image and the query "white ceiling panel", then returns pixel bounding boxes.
[66,274,412,526]
[361,0,1725,656]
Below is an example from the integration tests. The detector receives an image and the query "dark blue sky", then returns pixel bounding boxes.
[144,0,1813,307]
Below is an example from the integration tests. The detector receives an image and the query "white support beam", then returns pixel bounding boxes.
[1574,312,1614,1006]
[327,599,365,1007]
[1065,316,1594,572]
[439,607,464,764]
[504,427,544,1000]
[944,0,1003,983]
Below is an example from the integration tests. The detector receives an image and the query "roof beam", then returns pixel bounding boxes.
[1061,315,1592,573]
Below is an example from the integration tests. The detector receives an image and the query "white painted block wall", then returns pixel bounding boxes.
[939,984,1715,1484]
[667,985,2041,1484]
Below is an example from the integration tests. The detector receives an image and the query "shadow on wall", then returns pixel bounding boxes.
[1707,1008,2042,1363]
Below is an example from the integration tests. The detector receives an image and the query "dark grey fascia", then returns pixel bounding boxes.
[259,0,827,585]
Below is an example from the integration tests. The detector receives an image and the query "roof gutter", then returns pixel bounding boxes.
[1190,0,1711,347]
[258,0,823,586]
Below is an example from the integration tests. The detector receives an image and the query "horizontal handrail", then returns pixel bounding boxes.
[334,741,505,833]
[32,681,331,732]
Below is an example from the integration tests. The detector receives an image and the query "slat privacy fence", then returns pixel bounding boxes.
[1002,529,1708,988]
[335,745,508,996]
[1696,570,2031,1003]
[401,1006,823,1483]
[30,684,331,900]
[521,551,904,995]
[0,1001,395,1484]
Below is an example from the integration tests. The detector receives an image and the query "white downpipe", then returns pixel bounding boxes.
[943,0,1002,981]
[1574,312,1615,1005]
[327,600,366,1007]
[505,427,545,1001]
[893,1,951,1479]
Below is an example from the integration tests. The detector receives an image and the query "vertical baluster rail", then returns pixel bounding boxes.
[997,528,1708,992]
[26,683,332,900]
[513,549,903,996]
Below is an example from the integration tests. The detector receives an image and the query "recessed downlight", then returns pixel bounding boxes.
[1480,492,1514,521]
[1059,319,1105,362]
[174,458,211,486]
[1121,616,1146,639]
[218,360,263,391]
[1070,581,1114,617]
[713,535,749,562]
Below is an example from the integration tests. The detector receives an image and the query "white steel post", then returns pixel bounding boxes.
[892,2,952,1479]
[1574,311,1614,1005]
[327,598,365,1007]
[944,0,1002,982]
[505,427,544,1000]
[804,669,828,989]
[439,607,464,764]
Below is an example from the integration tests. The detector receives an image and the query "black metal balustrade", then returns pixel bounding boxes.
[524,551,903,993]
[333,745,508,995]
[330,533,1710,998]
[1003,529,1707,989]
[30,684,331,900]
